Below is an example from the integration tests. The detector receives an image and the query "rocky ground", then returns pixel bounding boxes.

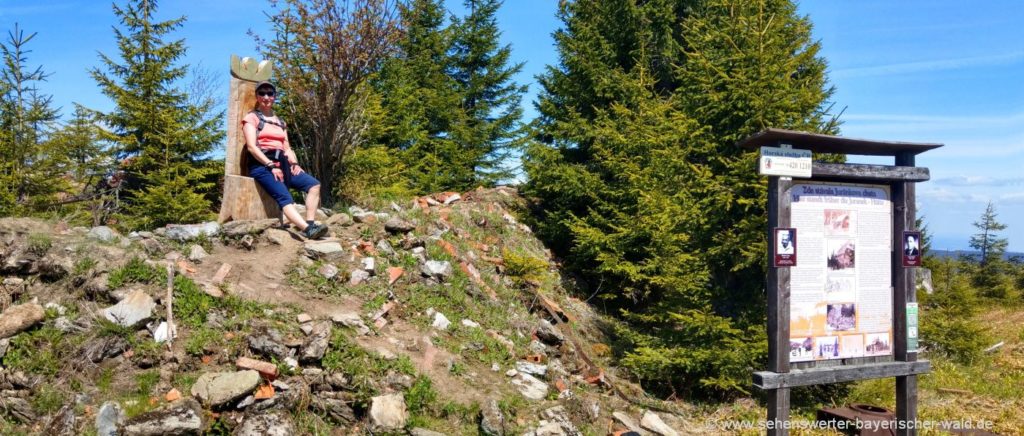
[0,187,704,435]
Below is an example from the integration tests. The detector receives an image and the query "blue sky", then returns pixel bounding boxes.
[2,1,1022,251]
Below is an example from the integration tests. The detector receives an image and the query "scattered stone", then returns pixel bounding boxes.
[2,277,24,287]
[353,212,378,224]
[311,397,357,424]
[304,241,345,260]
[612,411,651,436]
[0,338,9,359]
[369,393,408,432]
[641,410,679,436]
[317,264,339,280]
[187,244,208,263]
[384,217,416,234]
[284,357,299,371]
[119,398,204,435]
[410,428,448,436]
[211,263,232,285]
[235,410,295,436]
[331,312,371,336]
[222,219,278,237]
[437,192,461,205]
[87,226,120,242]
[387,266,404,285]
[190,370,261,407]
[300,324,313,335]
[480,398,505,436]
[139,238,164,255]
[236,357,279,380]
[431,312,451,330]
[361,257,376,273]
[535,320,565,346]
[164,221,220,242]
[528,340,547,355]
[44,404,76,435]
[265,228,292,245]
[515,361,548,378]
[510,372,548,400]
[151,321,170,343]
[349,269,370,285]
[240,234,256,250]
[297,313,313,324]
[537,406,580,435]
[101,290,156,328]
[237,395,256,409]
[421,260,453,280]
[246,328,291,360]
[165,388,182,402]
[300,322,332,363]
[461,319,481,329]
[96,401,125,436]
[0,303,45,339]
[377,240,395,256]
[84,335,130,363]
[505,369,518,377]
[325,213,354,227]
[492,363,501,372]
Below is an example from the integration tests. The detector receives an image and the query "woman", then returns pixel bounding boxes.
[243,81,328,239]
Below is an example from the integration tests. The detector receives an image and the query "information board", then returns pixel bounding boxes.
[787,182,893,362]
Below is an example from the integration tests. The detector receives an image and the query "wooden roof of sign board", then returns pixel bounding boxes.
[738,128,943,156]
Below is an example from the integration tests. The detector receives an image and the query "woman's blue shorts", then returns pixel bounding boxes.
[248,156,320,208]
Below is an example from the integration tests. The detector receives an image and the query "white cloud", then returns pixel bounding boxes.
[833,51,1024,79]
[933,175,1024,187]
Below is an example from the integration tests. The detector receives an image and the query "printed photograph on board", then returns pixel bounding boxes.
[825,276,855,295]
[827,240,856,271]
[826,303,857,331]
[790,337,814,362]
[816,336,840,359]
[840,334,865,358]
[865,332,892,356]
[824,209,857,236]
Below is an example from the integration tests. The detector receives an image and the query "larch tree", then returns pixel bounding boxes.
[91,0,222,228]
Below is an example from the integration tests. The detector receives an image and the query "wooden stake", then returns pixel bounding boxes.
[166,262,176,349]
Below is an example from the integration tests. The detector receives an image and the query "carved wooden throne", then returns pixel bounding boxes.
[217,55,279,223]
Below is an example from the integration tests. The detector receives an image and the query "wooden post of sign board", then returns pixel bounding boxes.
[893,151,918,435]
[767,175,792,436]
[217,55,279,223]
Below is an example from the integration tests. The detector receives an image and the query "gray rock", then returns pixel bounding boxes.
[376,240,395,256]
[317,264,339,279]
[349,269,370,285]
[384,218,416,234]
[190,370,261,407]
[222,219,278,237]
[187,244,209,263]
[325,213,353,227]
[535,320,565,346]
[0,338,9,360]
[96,401,124,436]
[361,257,376,273]
[304,241,345,260]
[511,372,548,400]
[264,228,291,246]
[247,328,291,360]
[87,226,120,242]
[235,410,294,436]
[0,303,45,339]
[119,398,203,435]
[300,322,331,363]
[431,312,451,330]
[39,254,74,280]
[84,335,130,363]
[410,428,449,436]
[369,393,408,432]
[515,361,548,378]
[612,411,652,436]
[480,398,505,435]
[420,260,453,280]
[640,410,680,436]
[44,404,76,435]
[331,312,370,335]
[0,396,34,423]
[310,397,356,423]
[292,205,329,221]
[101,290,156,328]
[164,221,220,241]
[240,234,256,250]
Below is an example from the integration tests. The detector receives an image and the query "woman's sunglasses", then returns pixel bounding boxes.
[257,91,275,97]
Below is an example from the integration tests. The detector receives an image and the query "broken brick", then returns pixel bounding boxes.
[211,263,232,285]
[387,267,404,285]
[254,383,275,400]
[165,388,182,402]
[236,356,279,380]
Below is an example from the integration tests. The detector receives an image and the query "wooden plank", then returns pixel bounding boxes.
[792,355,891,370]
[754,360,931,389]
[812,162,929,182]
[893,151,918,436]
[738,128,943,156]
[218,175,279,222]
[767,177,792,436]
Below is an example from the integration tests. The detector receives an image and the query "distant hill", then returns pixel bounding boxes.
[930,249,1024,261]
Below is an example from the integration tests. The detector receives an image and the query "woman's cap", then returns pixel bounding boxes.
[255,81,276,93]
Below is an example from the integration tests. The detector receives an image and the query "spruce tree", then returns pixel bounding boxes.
[0,24,66,214]
[449,0,527,185]
[524,0,837,396]
[970,201,1008,266]
[91,0,221,228]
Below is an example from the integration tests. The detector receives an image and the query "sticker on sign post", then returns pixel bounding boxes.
[759,146,812,178]
[774,228,796,267]
[903,231,922,267]
[907,302,919,352]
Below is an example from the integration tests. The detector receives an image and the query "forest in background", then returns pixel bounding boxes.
[2,0,1023,411]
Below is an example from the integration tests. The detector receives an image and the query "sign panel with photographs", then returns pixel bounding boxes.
[787,182,893,362]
